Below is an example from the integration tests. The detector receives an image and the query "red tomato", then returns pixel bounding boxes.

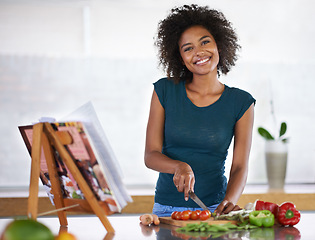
[175,212,182,220]
[190,210,201,220]
[199,210,211,221]
[171,211,179,220]
[180,210,192,220]
[171,211,182,220]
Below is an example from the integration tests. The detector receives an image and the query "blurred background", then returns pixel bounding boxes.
[0,0,314,192]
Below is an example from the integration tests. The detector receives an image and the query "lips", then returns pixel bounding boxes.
[195,56,211,65]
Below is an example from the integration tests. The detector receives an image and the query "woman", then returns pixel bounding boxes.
[144,4,255,217]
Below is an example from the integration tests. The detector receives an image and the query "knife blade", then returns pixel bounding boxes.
[189,191,208,210]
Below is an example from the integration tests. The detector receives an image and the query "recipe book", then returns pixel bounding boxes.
[19,102,132,213]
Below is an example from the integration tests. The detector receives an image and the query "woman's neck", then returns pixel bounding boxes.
[188,74,223,96]
[185,74,225,107]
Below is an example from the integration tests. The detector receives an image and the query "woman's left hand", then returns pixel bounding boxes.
[214,199,241,216]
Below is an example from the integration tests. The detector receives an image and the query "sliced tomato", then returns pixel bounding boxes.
[199,210,211,221]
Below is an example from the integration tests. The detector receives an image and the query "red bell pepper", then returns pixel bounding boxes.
[255,200,279,217]
[277,202,301,226]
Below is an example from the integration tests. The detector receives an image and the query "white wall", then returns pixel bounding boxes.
[0,0,314,188]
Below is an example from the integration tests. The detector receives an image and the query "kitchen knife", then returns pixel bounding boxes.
[189,191,208,210]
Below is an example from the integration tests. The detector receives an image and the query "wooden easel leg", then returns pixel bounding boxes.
[42,133,68,227]
[58,226,68,235]
[27,123,43,219]
[43,122,115,233]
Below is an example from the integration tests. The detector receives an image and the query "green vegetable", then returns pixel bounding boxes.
[249,210,275,227]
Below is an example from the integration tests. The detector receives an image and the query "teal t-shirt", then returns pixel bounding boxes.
[153,78,256,207]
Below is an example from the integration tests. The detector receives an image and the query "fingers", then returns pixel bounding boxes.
[214,200,242,216]
[176,174,185,192]
[222,204,241,214]
[175,174,192,195]
[183,176,194,201]
[214,200,227,216]
[233,205,242,211]
[173,162,195,201]
[173,173,181,191]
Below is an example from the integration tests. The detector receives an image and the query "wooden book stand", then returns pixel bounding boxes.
[27,122,115,233]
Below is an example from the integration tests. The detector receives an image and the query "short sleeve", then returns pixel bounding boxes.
[234,89,256,121]
[153,78,167,109]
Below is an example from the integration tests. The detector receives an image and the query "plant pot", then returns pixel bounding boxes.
[265,140,288,190]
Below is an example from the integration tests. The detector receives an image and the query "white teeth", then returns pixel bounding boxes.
[196,58,209,65]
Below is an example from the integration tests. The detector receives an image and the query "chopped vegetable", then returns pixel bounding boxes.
[215,209,251,222]
[277,202,301,226]
[244,202,254,210]
[249,210,275,227]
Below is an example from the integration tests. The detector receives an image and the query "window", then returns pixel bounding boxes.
[0,1,314,191]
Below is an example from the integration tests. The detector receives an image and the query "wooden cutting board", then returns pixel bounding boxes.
[159,217,237,227]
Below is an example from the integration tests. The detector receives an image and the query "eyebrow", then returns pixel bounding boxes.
[180,35,211,49]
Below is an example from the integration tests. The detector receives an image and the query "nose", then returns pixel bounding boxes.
[195,46,204,56]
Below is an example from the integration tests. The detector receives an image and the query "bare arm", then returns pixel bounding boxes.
[215,103,255,215]
[144,90,195,201]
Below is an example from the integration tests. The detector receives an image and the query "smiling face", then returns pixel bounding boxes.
[178,25,220,78]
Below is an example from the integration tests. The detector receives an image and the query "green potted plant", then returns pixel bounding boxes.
[257,122,289,191]
[258,122,288,143]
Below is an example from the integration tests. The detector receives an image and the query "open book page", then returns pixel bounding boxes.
[60,102,123,177]
[82,122,132,211]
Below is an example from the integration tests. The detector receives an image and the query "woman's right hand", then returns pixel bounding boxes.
[173,162,195,201]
